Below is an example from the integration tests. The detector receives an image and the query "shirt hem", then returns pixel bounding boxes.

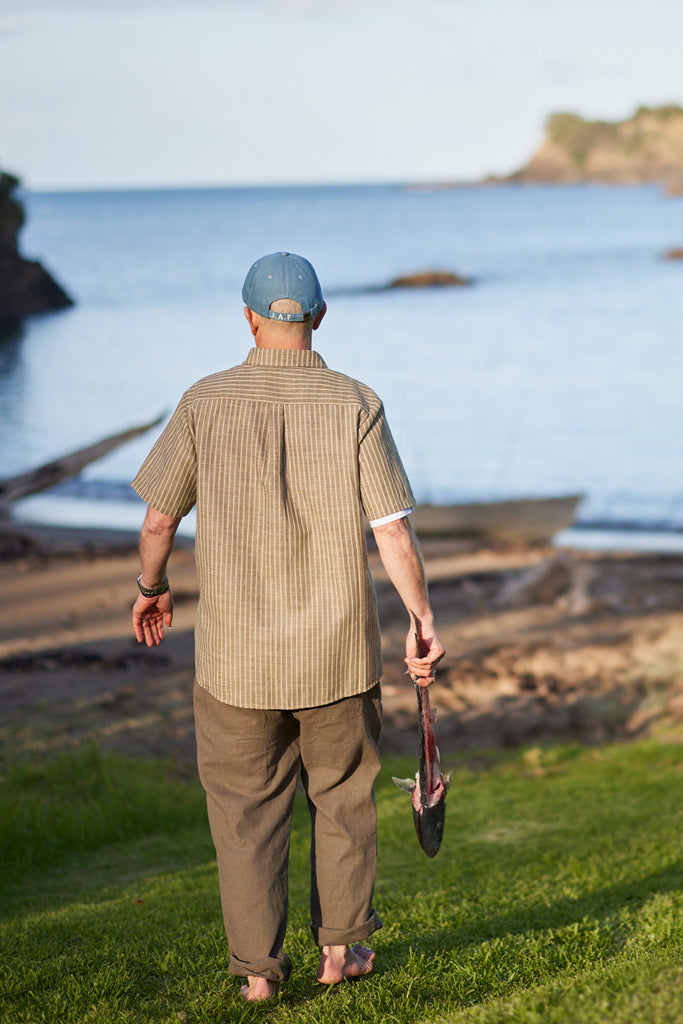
[193,675,382,711]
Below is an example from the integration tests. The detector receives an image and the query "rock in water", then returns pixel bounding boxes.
[0,170,73,325]
[388,270,471,288]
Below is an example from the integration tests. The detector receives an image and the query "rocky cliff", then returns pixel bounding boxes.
[0,170,73,325]
[509,105,683,194]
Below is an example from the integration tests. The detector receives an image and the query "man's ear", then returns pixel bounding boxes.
[312,301,327,331]
[244,306,258,336]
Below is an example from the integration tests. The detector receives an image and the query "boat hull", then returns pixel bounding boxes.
[410,495,583,543]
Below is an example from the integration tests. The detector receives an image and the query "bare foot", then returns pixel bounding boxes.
[240,976,279,1001]
[317,943,375,985]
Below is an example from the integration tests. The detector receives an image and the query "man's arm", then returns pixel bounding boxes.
[371,515,445,686]
[132,505,183,647]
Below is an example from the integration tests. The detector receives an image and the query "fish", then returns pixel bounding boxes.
[392,682,451,859]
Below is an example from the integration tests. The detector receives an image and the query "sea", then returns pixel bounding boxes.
[3,182,683,550]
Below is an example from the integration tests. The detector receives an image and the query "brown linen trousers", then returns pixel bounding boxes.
[132,347,414,980]
[194,681,383,982]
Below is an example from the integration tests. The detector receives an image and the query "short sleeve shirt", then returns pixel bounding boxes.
[132,348,415,709]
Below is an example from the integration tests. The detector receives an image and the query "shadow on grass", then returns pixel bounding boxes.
[376,858,683,982]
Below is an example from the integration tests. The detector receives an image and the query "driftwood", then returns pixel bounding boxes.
[494,553,572,609]
[0,413,165,515]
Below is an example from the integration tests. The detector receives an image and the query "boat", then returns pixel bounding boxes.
[409,494,583,544]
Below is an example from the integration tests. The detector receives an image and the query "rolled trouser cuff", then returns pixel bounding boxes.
[228,952,292,983]
[311,908,382,947]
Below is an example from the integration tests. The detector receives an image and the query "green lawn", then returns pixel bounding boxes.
[2,742,683,1023]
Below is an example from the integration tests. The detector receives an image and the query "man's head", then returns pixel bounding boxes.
[242,252,326,349]
[242,252,324,321]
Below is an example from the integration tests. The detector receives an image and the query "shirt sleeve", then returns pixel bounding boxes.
[368,507,414,528]
[358,400,415,522]
[131,391,197,517]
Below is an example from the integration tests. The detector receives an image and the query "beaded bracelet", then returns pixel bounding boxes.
[136,574,170,598]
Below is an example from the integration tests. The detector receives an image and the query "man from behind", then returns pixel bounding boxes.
[131,252,444,1001]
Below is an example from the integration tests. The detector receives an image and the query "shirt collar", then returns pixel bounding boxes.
[244,348,328,368]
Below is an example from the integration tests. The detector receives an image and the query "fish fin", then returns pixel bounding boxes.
[392,776,417,795]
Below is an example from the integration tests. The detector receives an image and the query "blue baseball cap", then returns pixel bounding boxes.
[242,252,324,322]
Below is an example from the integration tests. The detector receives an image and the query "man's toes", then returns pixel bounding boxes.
[351,943,375,967]
[240,979,277,1001]
[345,944,374,977]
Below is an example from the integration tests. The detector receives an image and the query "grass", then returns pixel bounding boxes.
[2,741,683,1023]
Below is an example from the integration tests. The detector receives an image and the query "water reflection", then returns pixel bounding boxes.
[0,321,24,378]
[0,321,27,464]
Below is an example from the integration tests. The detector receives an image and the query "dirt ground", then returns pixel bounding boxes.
[2,528,683,767]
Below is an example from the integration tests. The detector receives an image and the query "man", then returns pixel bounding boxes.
[131,252,444,1002]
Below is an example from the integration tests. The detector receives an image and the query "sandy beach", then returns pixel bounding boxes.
[2,527,683,767]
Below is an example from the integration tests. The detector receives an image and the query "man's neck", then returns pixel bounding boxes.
[254,337,312,351]
[254,326,313,350]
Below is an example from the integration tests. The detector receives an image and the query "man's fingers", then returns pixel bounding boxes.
[405,663,436,686]
[405,642,443,686]
[133,614,148,645]
[139,613,164,647]
[405,653,442,671]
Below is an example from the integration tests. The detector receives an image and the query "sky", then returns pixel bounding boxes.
[1,0,683,191]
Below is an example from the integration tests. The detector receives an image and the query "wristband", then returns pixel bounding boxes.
[137,574,170,598]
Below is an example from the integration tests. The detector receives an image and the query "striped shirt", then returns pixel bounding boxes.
[132,347,415,709]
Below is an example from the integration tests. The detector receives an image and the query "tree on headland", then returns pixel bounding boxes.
[0,168,73,326]
[0,171,25,239]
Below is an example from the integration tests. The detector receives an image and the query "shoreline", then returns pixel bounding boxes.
[0,520,196,563]
[3,527,683,764]
[9,506,683,564]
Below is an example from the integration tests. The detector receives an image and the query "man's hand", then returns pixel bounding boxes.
[405,626,445,687]
[133,590,174,647]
